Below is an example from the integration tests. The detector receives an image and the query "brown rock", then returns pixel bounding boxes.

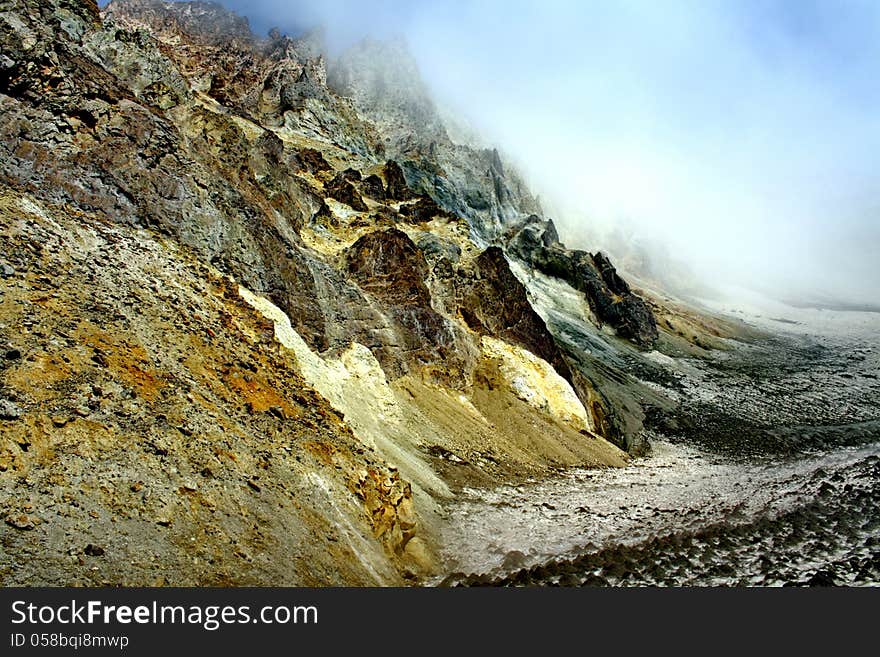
[344,228,467,379]
[361,174,386,200]
[84,544,105,556]
[5,513,39,530]
[325,174,368,212]
[296,147,331,173]
[458,246,563,371]
[397,195,449,224]
[383,160,414,200]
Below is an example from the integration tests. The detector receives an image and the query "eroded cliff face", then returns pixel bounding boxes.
[0,0,669,585]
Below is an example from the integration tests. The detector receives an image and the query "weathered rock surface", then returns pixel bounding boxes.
[345,228,473,382]
[398,195,451,224]
[508,218,659,348]
[0,190,414,585]
[325,172,369,211]
[329,40,542,237]
[383,159,415,200]
[457,247,563,371]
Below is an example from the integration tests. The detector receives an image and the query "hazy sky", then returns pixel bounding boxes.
[205,1,880,302]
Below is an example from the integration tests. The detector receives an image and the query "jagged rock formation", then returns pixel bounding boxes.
[0,0,678,585]
[325,171,369,211]
[383,159,415,200]
[344,228,472,382]
[328,39,543,237]
[457,247,565,374]
[507,217,659,348]
[324,35,659,350]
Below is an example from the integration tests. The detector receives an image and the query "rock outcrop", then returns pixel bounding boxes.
[344,228,473,382]
[508,217,659,348]
[383,159,415,200]
[457,247,565,372]
[325,172,369,211]
[329,39,543,237]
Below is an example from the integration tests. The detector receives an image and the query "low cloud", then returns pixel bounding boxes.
[216,0,880,304]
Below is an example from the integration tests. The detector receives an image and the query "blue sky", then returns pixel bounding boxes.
[122,1,880,301]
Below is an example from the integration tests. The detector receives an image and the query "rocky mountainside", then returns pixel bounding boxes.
[0,0,746,585]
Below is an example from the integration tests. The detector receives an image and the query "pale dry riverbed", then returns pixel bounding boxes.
[435,301,880,586]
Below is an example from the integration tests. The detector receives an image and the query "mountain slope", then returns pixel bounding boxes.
[0,0,738,585]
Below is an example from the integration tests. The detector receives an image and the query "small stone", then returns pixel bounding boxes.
[84,544,105,557]
[807,570,838,587]
[130,481,144,492]
[156,517,172,527]
[5,513,38,530]
[51,416,69,428]
[0,264,14,278]
[74,406,90,417]
[0,399,22,420]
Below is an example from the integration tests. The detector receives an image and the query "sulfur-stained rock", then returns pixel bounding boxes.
[457,246,564,370]
[5,513,39,530]
[0,0,673,589]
